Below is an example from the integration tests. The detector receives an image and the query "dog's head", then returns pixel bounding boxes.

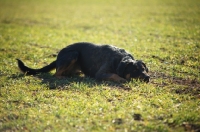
[117,57,150,83]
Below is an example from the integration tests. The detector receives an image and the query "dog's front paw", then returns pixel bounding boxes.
[118,78,127,83]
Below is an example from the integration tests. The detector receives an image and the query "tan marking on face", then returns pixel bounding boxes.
[125,74,131,80]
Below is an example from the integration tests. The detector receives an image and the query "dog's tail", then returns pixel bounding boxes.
[16,59,56,75]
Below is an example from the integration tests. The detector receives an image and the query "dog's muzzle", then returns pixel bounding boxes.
[139,72,150,83]
[143,75,150,83]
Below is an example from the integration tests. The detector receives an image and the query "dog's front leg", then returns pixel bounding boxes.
[95,64,126,83]
[95,73,126,83]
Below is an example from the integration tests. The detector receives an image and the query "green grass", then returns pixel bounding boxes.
[0,0,200,131]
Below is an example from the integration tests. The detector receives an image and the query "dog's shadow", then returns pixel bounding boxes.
[11,73,131,91]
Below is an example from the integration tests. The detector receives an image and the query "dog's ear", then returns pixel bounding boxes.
[116,61,127,77]
[116,57,132,77]
[144,64,149,73]
[141,62,148,73]
[136,60,149,73]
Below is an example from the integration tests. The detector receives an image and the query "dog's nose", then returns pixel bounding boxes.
[144,76,150,83]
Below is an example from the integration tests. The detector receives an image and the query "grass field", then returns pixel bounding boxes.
[0,0,200,131]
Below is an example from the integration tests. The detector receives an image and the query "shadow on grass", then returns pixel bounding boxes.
[9,71,200,96]
[36,73,132,91]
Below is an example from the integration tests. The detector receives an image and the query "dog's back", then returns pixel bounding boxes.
[58,42,132,77]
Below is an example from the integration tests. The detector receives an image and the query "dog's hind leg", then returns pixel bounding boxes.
[95,64,126,83]
[54,51,79,78]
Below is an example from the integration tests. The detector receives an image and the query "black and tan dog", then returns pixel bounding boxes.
[17,42,150,83]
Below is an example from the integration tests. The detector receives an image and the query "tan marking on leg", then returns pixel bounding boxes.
[125,74,130,80]
[109,74,126,83]
[54,67,66,78]
[54,59,77,78]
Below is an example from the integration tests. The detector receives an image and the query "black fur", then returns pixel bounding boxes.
[17,42,150,83]
[17,59,56,75]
